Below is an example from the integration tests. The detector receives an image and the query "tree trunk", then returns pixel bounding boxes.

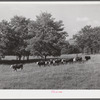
[81,47,84,54]
[82,49,84,54]
[44,55,47,61]
[18,56,21,60]
[23,56,25,60]
[27,56,29,60]
[91,48,93,54]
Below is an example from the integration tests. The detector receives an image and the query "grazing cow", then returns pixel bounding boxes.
[61,59,66,64]
[10,64,23,71]
[73,57,82,63]
[76,57,82,62]
[45,61,50,66]
[85,56,91,61]
[53,59,62,65]
[49,59,54,65]
[67,58,74,63]
[37,61,45,67]
[64,58,69,63]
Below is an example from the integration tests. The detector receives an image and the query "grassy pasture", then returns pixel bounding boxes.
[0,54,100,89]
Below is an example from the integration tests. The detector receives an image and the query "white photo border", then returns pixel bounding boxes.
[0,1,100,99]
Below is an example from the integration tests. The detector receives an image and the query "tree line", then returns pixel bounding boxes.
[62,25,100,55]
[0,12,68,60]
[0,12,99,60]
[73,25,100,54]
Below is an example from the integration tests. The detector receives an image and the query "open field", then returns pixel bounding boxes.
[0,54,100,89]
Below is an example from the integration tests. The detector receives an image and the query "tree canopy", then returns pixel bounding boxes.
[0,12,69,60]
[73,25,100,54]
[28,12,68,59]
[10,15,30,60]
[0,16,30,60]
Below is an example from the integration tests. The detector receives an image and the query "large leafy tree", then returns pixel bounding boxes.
[61,41,70,54]
[0,16,30,60]
[73,25,100,54]
[0,20,13,56]
[10,15,30,60]
[28,12,68,60]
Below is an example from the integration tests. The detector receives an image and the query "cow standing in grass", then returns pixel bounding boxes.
[10,64,23,71]
[85,56,91,61]
[49,59,54,65]
[73,57,83,63]
[37,61,46,67]
[76,57,82,62]
[53,59,62,66]
[67,58,74,63]
[61,59,67,64]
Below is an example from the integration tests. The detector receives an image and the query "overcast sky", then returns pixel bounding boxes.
[0,2,100,39]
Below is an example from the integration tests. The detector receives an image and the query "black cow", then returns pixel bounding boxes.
[85,56,91,61]
[67,58,74,63]
[10,64,23,71]
[76,57,82,62]
[37,61,45,67]
[53,59,62,65]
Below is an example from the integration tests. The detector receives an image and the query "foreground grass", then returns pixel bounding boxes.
[0,54,100,89]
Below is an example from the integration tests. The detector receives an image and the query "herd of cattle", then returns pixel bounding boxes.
[36,55,91,67]
[10,55,91,71]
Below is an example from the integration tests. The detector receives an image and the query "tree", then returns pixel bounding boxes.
[67,44,81,54]
[28,12,68,60]
[61,41,70,54]
[10,15,30,60]
[0,20,13,56]
[73,25,100,54]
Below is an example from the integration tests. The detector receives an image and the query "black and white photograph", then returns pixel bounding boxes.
[0,1,100,93]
